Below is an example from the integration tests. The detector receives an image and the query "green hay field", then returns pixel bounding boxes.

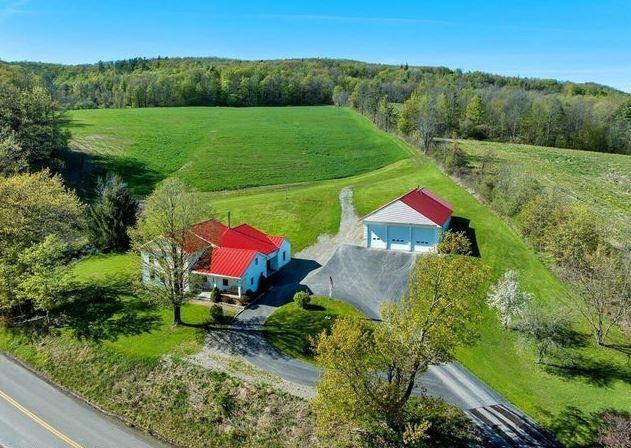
[68,106,407,195]
[459,139,631,244]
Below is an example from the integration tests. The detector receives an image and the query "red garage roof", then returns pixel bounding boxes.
[400,188,453,226]
[194,247,258,278]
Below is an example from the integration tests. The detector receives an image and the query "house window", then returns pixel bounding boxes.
[282,251,286,261]
[250,277,254,285]
[255,257,258,265]
[222,278,228,287]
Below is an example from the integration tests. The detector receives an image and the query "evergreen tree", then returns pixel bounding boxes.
[88,173,138,252]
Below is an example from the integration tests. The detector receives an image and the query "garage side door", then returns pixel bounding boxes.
[388,225,412,251]
[367,224,387,249]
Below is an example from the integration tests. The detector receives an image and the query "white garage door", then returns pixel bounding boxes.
[412,226,438,252]
[388,225,412,251]
[368,224,387,249]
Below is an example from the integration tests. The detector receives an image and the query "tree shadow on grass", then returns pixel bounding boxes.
[540,406,630,448]
[543,352,631,388]
[449,216,480,258]
[304,304,326,311]
[95,155,165,196]
[57,281,161,342]
[604,343,631,357]
[61,149,165,199]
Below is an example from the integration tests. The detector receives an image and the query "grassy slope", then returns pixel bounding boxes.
[68,106,407,195]
[264,296,364,363]
[459,139,631,244]
[70,253,210,358]
[61,107,628,440]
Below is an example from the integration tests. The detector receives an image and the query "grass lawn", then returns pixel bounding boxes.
[68,106,407,195]
[264,296,364,363]
[458,139,631,244]
[69,253,212,359]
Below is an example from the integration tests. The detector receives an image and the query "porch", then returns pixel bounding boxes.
[190,271,246,298]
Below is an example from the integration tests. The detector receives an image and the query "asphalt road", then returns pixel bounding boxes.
[0,353,166,448]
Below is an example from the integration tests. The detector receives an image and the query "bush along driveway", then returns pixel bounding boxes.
[198,188,560,448]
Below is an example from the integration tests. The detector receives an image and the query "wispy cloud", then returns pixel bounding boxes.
[0,0,30,20]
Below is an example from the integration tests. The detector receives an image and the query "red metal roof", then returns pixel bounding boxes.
[188,219,284,255]
[399,188,453,226]
[181,231,211,254]
[268,236,285,247]
[194,247,258,278]
[190,220,228,246]
[222,225,280,255]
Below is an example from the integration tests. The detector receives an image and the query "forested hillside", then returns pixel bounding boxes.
[2,57,630,154]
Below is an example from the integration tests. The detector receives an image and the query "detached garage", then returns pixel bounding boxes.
[362,187,453,252]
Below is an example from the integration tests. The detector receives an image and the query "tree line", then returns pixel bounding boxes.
[2,56,630,154]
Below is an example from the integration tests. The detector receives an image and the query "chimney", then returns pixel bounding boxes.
[228,211,231,229]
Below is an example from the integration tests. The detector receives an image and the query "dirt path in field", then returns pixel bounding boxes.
[295,187,363,265]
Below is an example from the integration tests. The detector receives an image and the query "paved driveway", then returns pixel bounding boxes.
[304,244,416,319]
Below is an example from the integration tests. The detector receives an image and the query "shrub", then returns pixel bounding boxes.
[515,310,573,364]
[487,270,531,328]
[597,411,631,448]
[209,304,224,323]
[443,141,469,176]
[542,207,603,268]
[438,231,472,256]
[293,291,311,309]
[209,286,220,303]
[518,193,564,250]
[491,166,541,217]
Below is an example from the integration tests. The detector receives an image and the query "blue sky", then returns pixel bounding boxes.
[2,0,630,92]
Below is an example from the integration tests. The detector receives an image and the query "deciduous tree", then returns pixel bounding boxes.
[0,171,83,320]
[131,178,205,325]
[487,270,532,328]
[313,255,488,446]
[563,245,629,345]
[437,230,471,256]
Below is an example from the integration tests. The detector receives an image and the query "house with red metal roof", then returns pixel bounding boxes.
[362,187,453,252]
[141,219,291,297]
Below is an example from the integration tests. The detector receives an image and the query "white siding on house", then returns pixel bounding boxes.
[140,246,205,290]
[200,252,268,295]
[242,253,267,293]
[275,240,291,270]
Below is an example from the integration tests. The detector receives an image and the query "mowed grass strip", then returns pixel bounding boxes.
[68,106,407,195]
[264,296,364,364]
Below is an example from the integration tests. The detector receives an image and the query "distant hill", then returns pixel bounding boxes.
[1,57,629,154]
